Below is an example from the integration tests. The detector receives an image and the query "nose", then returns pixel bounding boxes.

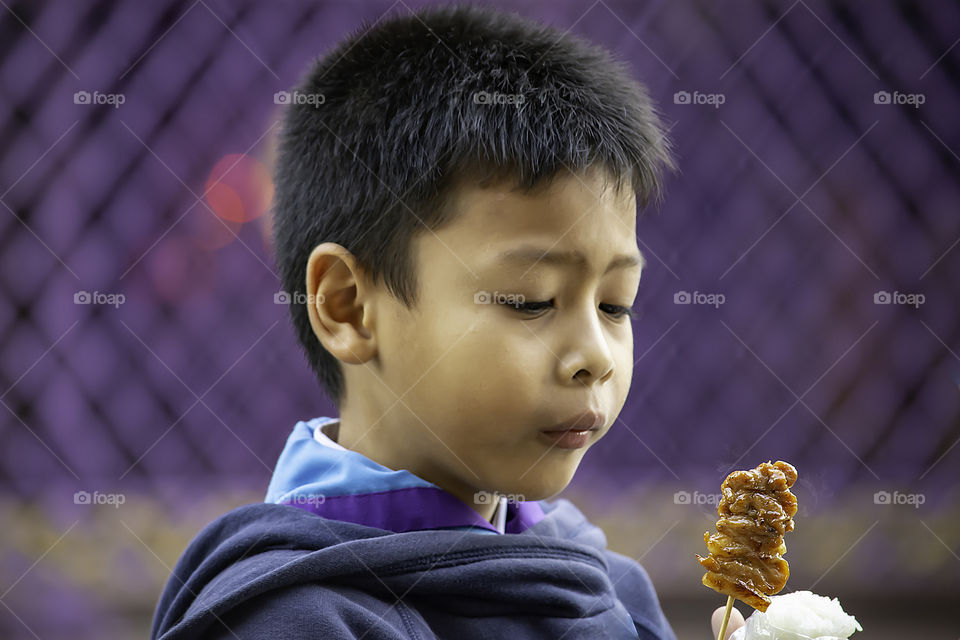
[556,304,616,386]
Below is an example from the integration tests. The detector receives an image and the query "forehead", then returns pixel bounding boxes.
[435,168,641,270]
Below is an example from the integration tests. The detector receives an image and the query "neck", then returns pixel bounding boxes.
[334,414,500,523]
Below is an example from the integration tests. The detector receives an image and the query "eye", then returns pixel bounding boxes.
[600,303,637,320]
[506,299,554,316]
[503,300,637,320]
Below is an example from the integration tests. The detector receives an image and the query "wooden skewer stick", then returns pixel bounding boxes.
[717,595,735,640]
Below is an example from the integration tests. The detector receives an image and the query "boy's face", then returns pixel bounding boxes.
[325,167,643,516]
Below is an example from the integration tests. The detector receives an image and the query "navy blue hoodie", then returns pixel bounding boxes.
[151,417,678,639]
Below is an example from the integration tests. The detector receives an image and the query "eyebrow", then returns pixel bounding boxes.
[495,246,646,274]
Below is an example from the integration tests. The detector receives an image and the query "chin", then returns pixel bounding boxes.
[507,468,579,503]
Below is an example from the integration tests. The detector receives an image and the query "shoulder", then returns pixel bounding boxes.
[603,549,677,640]
[198,582,419,640]
[533,499,677,640]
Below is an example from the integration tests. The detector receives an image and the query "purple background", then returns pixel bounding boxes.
[1,1,958,638]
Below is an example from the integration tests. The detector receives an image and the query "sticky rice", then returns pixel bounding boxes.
[730,590,862,640]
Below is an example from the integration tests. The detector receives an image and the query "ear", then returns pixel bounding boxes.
[304,242,376,364]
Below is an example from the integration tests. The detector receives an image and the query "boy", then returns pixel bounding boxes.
[152,5,742,639]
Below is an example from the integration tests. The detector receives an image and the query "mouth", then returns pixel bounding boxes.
[538,411,605,450]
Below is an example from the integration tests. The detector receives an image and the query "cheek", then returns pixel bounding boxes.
[617,327,634,369]
[458,333,538,394]
[611,330,635,404]
[419,318,544,411]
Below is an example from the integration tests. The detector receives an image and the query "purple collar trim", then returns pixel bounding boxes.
[281,485,546,534]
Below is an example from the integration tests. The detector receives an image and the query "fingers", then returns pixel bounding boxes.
[711,605,745,640]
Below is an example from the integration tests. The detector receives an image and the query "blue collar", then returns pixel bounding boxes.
[265,417,545,535]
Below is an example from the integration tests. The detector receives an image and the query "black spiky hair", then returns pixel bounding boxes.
[272,4,674,407]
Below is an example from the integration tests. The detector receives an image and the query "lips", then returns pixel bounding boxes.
[540,411,606,434]
[538,411,605,450]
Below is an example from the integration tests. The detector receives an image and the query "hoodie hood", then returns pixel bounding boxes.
[151,418,677,640]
